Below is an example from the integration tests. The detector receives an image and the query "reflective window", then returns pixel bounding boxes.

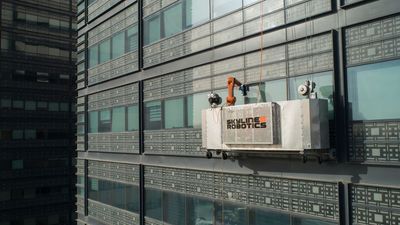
[89,111,98,133]
[185,0,210,27]
[164,191,185,225]
[265,79,287,102]
[12,130,23,140]
[88,178,139,213]
[112,32,125,59]
[126,25,139,52]
[213,0,242,18]
[25,101,36,111]
[164,3,183,38]
[144,15,161,45]
[289,72,334,118]
[12,100,24,109]
[0,99,11,108]
[112,107,126,132]
[99,39,111,63]
[37,101,47,110]
[292,216,336,225]
[187,92,210,128]
[78,1,85,13]
[250,208,290,225]
[347,59,400,120]
[89,46,98,68]
[99,109,111,132]
[145,101,162,130]
[145,188,162,221]
[11,160,23,170]
[244,0,259,5]
[215,202,247,225]
[164,98,185,129]
[49,102,59,111]
[60,103,69,112]
[127,105,139,131]
[186,196,214,225]
[25,129,36,139]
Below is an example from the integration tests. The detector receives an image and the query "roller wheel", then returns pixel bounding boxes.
[222,152,228,160]
[206,151,212,159]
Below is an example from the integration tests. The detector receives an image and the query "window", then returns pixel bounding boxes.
[244,0,259,5]
[60,103,69,112]
[37,101,47,110]
[48,102,59,111]
[89,111,98,133]
[347,59,400,121]
[99,109,111,132]
[78,114,85,123]
[12,130,23,140]
[185,0,210,27]
[186,196,214,225]
[292,216,336,225]
[112,32,125,59]
[112,107,126,132]
[88,178,139,213]
[144,15,161,45]
[25,129,36,139]
[78,1,85,13]
[12,100,24,109]
[89,45,99,68]
[12,160,23,170]
[1,99,11,108]
[250,208,290,225]
[126,25,138,52]
[99,39,111,63]
[215,202,247,225]
[145,188,162,221]
[265,79,287,102]
[127,105,139,131]
[163,3,183,38]
[145,101,162,130]
[164,191,185,225]
[164,98,185,129]
[289,72,334,118]
[213,0,242,18]
[24,101,36,110]
[187,93,210,128]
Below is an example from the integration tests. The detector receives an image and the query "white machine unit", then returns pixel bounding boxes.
[202,99,329,153]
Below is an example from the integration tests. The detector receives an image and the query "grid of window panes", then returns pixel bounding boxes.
[345,15,400,163]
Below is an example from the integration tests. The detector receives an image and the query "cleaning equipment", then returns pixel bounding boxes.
[202,76,330,162]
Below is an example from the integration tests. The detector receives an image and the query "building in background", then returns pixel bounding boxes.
[76,0,400,225]
[0,0,76,224]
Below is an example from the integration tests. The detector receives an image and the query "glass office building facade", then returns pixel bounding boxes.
[76,0,400,224]
[0,0,77,224]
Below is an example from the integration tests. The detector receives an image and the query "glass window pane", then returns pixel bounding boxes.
[164,191,185,225]
[127,105,139,131]
[213,0,242,18]
[25,129,36,139]
[12,160,23,170]
[292,216,336,225]
[112,107,126,132]
[144,101,162,130]
[144,15,161,45]
[12,100,24,109]
[112,32,125,59]
[37,101,47,109]
[126,25,138,52]
[145,188,162,221]
[217,89,245,106]
[25,101,36,111]
[89,45,98,68]
[12,130,23,140]
[265,79,287,102]
[164,3,183,38]
[60,103,69,112]
[1,99,11,108]
[186,0,210,27]
[99,39,111,63]
[289,72,334,119]
[215,202,247,225]
[89,111,98,133]
[347,59,400,120]
[244,0,259,5]
[49,102,59,111]
[165,98,184,129]
[187,93,210,128]
[186,196,214,225]
[99,109,111,132]
[250,208,290,225]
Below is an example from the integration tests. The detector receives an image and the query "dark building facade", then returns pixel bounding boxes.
[76,0,400,225]
[0,0,77,224]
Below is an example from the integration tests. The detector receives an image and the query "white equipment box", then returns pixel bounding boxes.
[202,99,329,153]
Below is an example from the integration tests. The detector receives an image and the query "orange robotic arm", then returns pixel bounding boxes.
[226,76,243,106]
